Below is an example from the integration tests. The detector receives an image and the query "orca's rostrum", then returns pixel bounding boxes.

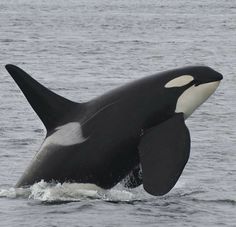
[5,64,223,196]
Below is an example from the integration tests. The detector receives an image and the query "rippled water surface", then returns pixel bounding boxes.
[0,0,235,226]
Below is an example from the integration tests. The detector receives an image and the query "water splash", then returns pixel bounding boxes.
[0,186,30,199]
[0,179,190,203]
[0,180,148,203]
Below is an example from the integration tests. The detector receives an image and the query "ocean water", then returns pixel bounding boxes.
[0,0,235,226]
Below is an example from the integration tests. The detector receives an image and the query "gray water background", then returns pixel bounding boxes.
[0,0,235,226]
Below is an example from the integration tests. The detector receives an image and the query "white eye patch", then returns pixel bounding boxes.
[165,75,194,88]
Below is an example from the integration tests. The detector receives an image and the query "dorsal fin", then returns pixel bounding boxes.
[5,64,81,132]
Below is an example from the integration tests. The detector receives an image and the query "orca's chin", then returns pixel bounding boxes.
[175,80,221,119]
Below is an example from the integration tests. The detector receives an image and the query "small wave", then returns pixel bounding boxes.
[191,198,236,206]
[0,180,146,203]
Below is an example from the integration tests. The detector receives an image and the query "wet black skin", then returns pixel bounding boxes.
[5,65,222,189]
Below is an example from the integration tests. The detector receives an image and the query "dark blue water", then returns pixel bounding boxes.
[0,1,235,226]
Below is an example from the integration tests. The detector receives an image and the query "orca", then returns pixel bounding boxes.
[5,64,223,196]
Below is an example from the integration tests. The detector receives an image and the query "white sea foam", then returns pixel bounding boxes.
[0,178,189,202]
[0,187,31,199]
[0,181,146,202]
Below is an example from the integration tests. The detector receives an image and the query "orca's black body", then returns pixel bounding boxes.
[5,65,222,195]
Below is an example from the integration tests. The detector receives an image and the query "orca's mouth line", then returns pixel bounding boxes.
[193,77,223,87]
